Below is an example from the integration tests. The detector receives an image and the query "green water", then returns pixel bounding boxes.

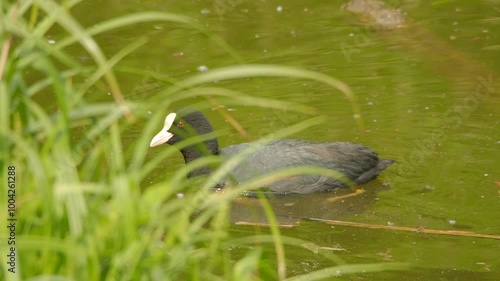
[63,0,499,279]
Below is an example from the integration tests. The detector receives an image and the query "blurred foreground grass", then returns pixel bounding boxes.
[0,1,408,280]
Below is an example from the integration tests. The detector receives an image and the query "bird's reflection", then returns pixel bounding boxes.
[229,181,391,226]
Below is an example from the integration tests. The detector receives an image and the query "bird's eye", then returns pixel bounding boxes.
[177,121,184,127]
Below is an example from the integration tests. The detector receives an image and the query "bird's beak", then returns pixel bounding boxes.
[150,112,177,147]
[150,130,174,147]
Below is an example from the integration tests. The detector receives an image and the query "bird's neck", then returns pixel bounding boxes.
[179,139,219,177]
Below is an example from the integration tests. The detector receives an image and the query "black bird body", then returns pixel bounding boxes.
[150,109,393,194]
[220,140,393,194]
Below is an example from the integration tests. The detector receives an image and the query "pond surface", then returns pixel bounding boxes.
[64,0,499,279]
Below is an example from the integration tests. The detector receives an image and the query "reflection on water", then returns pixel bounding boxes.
[230,181,390,225]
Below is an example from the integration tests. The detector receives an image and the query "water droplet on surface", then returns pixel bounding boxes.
[197,65,209,72]
[424,184,435,190]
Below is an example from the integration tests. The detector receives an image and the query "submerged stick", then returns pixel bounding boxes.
[236,217,500,240]
[308,218,500,240]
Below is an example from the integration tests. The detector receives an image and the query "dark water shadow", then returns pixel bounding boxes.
[229,181,391,225]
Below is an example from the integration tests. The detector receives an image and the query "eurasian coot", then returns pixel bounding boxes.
[150,108,393,194]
